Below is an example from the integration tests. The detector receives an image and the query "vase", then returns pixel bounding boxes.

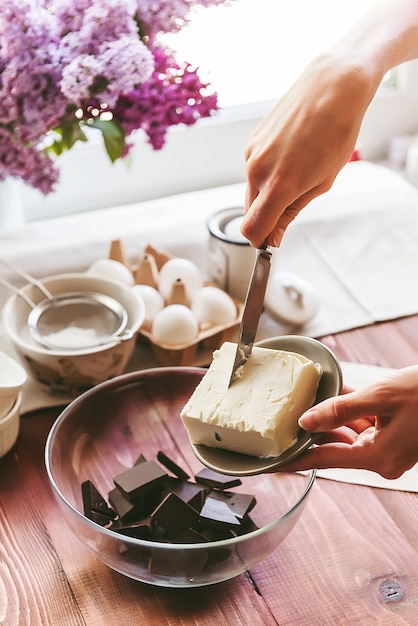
[0,178,25,232]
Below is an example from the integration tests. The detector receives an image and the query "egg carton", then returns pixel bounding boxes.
[138,311,243,366]
[109,240,243,367]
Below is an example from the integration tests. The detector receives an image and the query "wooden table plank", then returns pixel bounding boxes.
[0,411,85,626]
[319,315,418,368]
[250,479,418,624]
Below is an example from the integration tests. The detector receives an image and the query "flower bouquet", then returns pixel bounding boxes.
[0,0,231,194]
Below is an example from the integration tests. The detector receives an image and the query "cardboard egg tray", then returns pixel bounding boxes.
[109,240,243,367]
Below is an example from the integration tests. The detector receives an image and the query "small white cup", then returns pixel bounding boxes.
[0,392,21,458]
[207,207,256,301]
[0,351,27,420]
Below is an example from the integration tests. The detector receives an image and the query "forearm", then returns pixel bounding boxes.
[242,0,418,248]
[330,0,418,78]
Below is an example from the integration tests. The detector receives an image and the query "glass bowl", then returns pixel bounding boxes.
[45,367,316,588]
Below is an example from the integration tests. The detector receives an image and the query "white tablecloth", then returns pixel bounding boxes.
[1,161,418,491]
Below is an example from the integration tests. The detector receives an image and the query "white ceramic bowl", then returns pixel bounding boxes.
[2,273,145,396]
[0,351,27,419]
[0,392,21,458]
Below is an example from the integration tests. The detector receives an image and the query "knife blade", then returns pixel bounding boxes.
[229,243,273,386]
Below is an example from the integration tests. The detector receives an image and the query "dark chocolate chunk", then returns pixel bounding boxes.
[151,492,200,539]
[113,460,167,500]
[234,515,260,535]
[110,517,154,539]
[167,478,208,512]
[156,450,190,480]
[82,480,116,521]
[148,545,208,577]
[89,510,115,527]
[108,487,146,523]
[175,528,208,544]
[195,467,242,490]
[199,496,241,529]
[209,490,256,520]
[199,525,235,542]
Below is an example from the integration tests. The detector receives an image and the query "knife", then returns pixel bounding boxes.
[229,243,273,386]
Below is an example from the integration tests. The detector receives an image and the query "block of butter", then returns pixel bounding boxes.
[181,341,322,458]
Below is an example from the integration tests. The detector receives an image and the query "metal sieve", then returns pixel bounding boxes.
[0,264,129,351]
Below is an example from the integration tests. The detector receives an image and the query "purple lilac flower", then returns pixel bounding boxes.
[114,46,218,150]
[136,0,230,38]
[0,0,229,193]
[58,0,139,59]
[61,36,154,107]
[0,0,65,138]
[0,128,59,194]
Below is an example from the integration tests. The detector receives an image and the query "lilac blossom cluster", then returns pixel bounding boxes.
[114,47,219,151]
[0,0,230,194]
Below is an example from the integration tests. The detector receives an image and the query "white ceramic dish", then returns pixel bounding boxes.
[2,273,145,396]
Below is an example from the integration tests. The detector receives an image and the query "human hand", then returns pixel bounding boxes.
[277,366,418,479]
[241,53,379,248]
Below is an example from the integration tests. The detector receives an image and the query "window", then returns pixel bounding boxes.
[24,0,418,222]
[164,0,377,108]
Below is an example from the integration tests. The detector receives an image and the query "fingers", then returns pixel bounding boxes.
[277,438,417,479]
[298,388,383,433]
[242,179,334,247]
[241,192,302,248]
[301,368,418,434]
[275,441,374,474]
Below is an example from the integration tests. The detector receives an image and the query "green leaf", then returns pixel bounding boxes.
[48,121,87,156]
[89,119,125,162]
[61,120,88,150]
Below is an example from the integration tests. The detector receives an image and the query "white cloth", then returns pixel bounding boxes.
[1,160,418,340]
[1,158,418,463]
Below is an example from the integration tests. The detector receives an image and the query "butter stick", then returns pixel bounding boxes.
[180,341,322,458]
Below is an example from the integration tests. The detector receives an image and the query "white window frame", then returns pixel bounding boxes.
[22,59,418,222]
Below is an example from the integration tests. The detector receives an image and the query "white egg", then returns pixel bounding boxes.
[152,304,199,345]
[191,286,237,326]
[87,259,134,286]
[158,258,204,302]
[131,285,164,322]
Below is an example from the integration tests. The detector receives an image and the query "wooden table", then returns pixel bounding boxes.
[1,315,418,625]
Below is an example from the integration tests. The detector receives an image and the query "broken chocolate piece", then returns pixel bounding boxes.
[110,517,154,539]
[108,487,147,523]
[199,525,235,542]
[89,510,115,527]
[151,492,200,539]
[234,515,260,536]
[82,480,116,522]
[195,467,242,490]
[209,490,256,520]
[157,450,190,480]
[166,477,208,512]
[113,460,167,500]
[175,528,208,544]
[199,496,241,529]
[148,546,208,577]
